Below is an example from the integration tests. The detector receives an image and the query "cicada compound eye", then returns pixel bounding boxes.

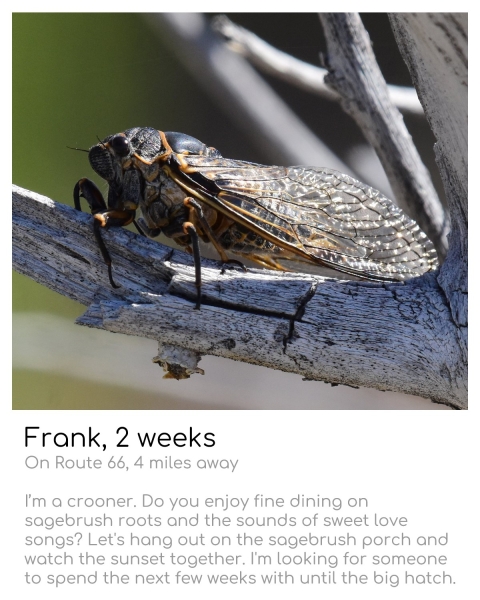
[110,134,130,158]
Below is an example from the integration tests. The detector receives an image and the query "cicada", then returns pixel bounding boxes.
[74,127,439,307]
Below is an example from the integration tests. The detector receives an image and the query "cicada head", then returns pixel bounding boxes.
[88,130,141,182]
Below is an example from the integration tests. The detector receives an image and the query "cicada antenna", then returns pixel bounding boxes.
[67,146,89,152]
[96,135,107,150]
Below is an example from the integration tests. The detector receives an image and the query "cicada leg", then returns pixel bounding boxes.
[133,220,147,237]
[245,255,291,271]
[220,260,248,274]
[92,216,119,289]
[182,221,202,310]
[133,217,161,239]
[74,179,134,289]
[183,197,247,274]
[74,178,107,214]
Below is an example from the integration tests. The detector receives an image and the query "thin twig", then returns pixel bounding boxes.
[213,15,424,116]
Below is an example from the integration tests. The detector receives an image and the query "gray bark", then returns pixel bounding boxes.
[389,12,467,397]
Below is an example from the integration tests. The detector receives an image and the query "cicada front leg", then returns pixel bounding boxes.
[74,178,107,214]
[74,178,134,289]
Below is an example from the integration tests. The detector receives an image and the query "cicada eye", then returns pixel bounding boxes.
[110,135,130,157]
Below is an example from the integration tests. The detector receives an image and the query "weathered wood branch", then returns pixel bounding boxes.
[319,13,448,257]
[389,12,467,388]
[12,185,466,408]
[212,15,424,116]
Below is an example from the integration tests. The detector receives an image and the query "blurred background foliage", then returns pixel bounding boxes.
[12,13,446,410]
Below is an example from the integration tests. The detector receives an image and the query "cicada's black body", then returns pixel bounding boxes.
[74,127,439,306]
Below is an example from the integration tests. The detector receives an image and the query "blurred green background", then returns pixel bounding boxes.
[13,13,447,410]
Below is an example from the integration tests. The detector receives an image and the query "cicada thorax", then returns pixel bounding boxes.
[135,160,224,247]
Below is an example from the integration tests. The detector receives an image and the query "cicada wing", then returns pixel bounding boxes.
[180,158,438,281]
[282,167,439,280]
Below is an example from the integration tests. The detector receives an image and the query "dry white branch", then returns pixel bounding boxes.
[12,185,466,408]
[213,15,423,116]
[389,12,467,365]
[319,13,448,258]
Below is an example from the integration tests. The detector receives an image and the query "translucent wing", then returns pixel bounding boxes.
[180,157,439,281]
